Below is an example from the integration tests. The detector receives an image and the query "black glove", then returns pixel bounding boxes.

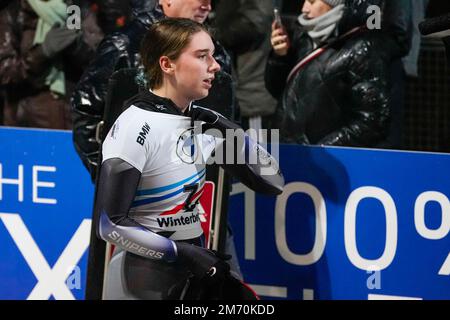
[176,242,231,285]
[42,24,80,58]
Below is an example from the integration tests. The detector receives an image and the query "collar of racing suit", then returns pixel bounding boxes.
[124,89,193,116]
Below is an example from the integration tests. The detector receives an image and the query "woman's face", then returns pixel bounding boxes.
[170,31,220,102]
[302,0,333,19]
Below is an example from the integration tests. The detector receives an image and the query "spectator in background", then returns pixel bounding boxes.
[212,0,277,131]
[266,0,393,147]
[0,0,102,129]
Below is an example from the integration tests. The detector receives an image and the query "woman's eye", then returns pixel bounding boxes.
[199,54,207,59]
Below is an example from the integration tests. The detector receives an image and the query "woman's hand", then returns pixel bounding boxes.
[271,22,290,56]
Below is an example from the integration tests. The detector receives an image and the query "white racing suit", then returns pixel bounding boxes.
[96,90,284,299]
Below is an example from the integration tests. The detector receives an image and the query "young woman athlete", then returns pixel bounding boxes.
[95,18,284,300]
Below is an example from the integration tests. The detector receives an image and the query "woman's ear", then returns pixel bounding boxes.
[159,56,175,75]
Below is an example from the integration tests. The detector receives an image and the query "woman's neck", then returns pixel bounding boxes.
[152,85,191,113]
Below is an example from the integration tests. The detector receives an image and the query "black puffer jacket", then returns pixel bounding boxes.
[71,0,233,177]
[265,0,393,146]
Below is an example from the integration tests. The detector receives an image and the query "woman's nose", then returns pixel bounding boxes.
[302,2,310,14]
[201,4,212,11]
[201,1,212,12]
[210,58,221,73]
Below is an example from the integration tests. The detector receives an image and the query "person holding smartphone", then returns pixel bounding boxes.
[265,0,392,147]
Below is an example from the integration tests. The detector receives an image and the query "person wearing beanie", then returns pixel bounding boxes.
[265,0,393,147]
[299,0,346,47]
[322,0,345,7]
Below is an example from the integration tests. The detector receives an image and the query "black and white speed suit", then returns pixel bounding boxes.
[96,90,284,300]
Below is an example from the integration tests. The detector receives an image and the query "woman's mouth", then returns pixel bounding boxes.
[203,78,213,88]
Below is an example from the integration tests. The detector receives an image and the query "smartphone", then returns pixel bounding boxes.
[273,8,283,28]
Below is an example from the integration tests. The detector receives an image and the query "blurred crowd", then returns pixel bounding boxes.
[0,0,131,129]
[0,0,437,155]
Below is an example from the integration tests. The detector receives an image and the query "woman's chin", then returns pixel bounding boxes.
[193,90,209,101]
